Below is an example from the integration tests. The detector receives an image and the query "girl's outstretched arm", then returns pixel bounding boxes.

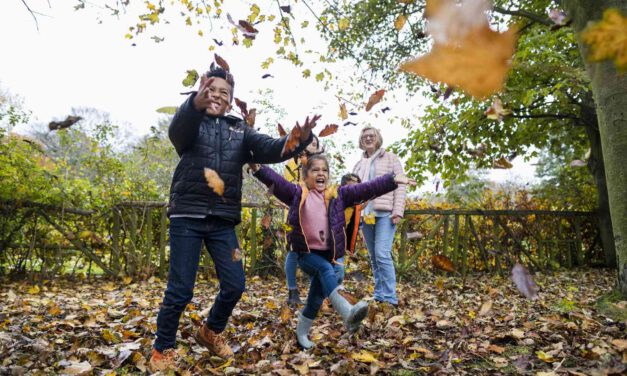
[250,164,300,205]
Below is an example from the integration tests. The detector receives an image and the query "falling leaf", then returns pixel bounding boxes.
[339,103,348,120]
[281,123,302,157]
[277,123,287,137]
[232,248,243,262]
[343,121,357,126]
[394,14,407,31]
[238,20,258,34]
[478,300,493,316]
[570,159,587,167]
[234,97,248,117]
[48,116,83,131]
[381,106,391,113]
[548,9,568,25]
[406,231,424,240]
[318,124,339,138]
[351,350,378,363]
[511,263,538,299]
[262,73,274,79]
[204,168,225,196]
[400,25,518,98]
[485,98,512,120]
[279,304,291,324]
[213,38,223,46]
[245,108,257,127]
[581,9,627,72]
[432,255,455,272]
[365,89,385,111]
[442,86,454,100]
[156,106,177,115]
[214,53,230,72]
[182,69,199,87]
[150,35,164,43]
[493,156,513,169]
[280,5,291,14]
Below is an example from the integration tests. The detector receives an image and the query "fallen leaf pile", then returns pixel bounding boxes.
[0,262,624,375]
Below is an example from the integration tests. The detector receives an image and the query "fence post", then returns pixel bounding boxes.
[452,214,460,267]
[144,208,153,274]
[573,216,582,266]
[249,208,258,273]
[159,207,167,278]
[111,208,120,273]
[493,216,502,275]
[129,209,137,276]
[399,221,408,267]
[442,215,450,257]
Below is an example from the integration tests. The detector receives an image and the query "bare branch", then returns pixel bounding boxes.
[511,113,579,120]
[20,0,40,31]
[493,6,553,26]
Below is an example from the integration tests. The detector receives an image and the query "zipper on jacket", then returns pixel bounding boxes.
[329,199,337,263]
[215,118,221,172]
[298,187,312,253]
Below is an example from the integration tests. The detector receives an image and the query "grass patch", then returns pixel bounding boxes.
[596,290,627,322]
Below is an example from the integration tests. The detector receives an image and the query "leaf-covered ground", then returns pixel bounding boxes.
[1,263,626,375]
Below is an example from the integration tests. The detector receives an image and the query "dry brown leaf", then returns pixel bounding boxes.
[339,102,348,120]
[277,123,287,137]
[365,89,386,111]
[399,25,517,98]
[231,248,243,262]
[214,53,230,72]
[281,124,302,157]
[338,289,358,305]
[394,14,407,31]
[261,214,272,229]
[318,124,339,138]
[493,156,513,169]
[234,97,248,117]
[279,304,291,324]
[245,108,256,127]
[204,168,225,196]
[485,98,512,120]
[432,255,455,272]
[479,299,493,316]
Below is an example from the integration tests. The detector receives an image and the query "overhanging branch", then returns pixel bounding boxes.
[493,6,553,26]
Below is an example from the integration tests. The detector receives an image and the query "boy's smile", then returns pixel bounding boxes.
[205,77,232,116]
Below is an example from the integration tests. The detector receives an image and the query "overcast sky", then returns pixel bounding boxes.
[0,0,537,189]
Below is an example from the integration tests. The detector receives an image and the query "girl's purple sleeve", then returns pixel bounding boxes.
[340,173,397,207]
[253,165,299,205]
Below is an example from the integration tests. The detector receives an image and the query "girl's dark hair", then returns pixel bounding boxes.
[206,66,235,99]
[302,154,329,178]
[341,173,361,186]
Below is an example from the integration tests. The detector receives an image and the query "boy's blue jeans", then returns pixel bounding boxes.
[285,251,299,290]
[362,215,398,305]
[154,217,245,352]
[297,253,344,319]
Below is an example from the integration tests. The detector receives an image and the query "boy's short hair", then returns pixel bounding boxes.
[206,66,235,100]
[341,173,361,186]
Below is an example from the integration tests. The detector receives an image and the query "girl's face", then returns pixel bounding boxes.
[304,159,329,192]
[306,137,319,154]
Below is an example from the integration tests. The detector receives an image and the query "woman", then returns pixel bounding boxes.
[353,126,406,306]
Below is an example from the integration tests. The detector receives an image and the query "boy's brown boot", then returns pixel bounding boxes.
[195,323,234,358]
[149,348,176,372]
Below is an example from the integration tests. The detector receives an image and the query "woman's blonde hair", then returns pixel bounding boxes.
[358,126,383,150]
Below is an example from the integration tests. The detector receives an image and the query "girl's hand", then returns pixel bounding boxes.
[394,174,416,186]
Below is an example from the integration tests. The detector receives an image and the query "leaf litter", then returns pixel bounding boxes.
[0,262,624,375]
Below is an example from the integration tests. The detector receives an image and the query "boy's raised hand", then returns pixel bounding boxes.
[192,76,215,112]
[299,114,322,143]
[394,174,417,186]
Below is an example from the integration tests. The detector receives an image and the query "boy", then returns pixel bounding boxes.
[150,66,319,371]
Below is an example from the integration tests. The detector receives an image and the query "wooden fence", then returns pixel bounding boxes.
[0,200,601,279]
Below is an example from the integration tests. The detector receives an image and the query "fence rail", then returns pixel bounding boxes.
[0,200,602,279]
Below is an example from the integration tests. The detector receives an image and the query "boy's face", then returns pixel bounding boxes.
[205,77,232,116]
[344,178,358,186]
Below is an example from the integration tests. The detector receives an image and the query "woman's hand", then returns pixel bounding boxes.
[393,174,416,186]
[391,215,402,225]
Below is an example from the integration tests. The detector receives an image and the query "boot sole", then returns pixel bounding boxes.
[347,302,369,333]
[194,332,233,359]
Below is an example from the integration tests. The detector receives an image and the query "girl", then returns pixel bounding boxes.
[250,155,414,348]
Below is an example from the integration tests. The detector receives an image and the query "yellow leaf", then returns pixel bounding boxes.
[48,304,61,316]
[339,102,348,120]
[102,329,121,344]
[280,304,291,324]
[364,214,376,225]
[265,300,278,310]
[122,276,133,285]
[27,285,40,294]
[479,299,493,316]
[204,168,225,196]
[338,18,350,30]
[536,350,555,363]
[394,14,407,31]
[581,9,627,72]
[399,25,517,98]
[351,350,378,363]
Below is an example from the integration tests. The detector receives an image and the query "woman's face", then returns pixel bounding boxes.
[304,159,329,192]
[361,129,378,151]
[306,137,319,154]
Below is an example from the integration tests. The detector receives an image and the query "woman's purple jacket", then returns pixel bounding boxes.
[253,165,398,262]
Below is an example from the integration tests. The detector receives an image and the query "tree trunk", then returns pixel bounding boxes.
[581,96,616,267]
[565,0,627,296]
